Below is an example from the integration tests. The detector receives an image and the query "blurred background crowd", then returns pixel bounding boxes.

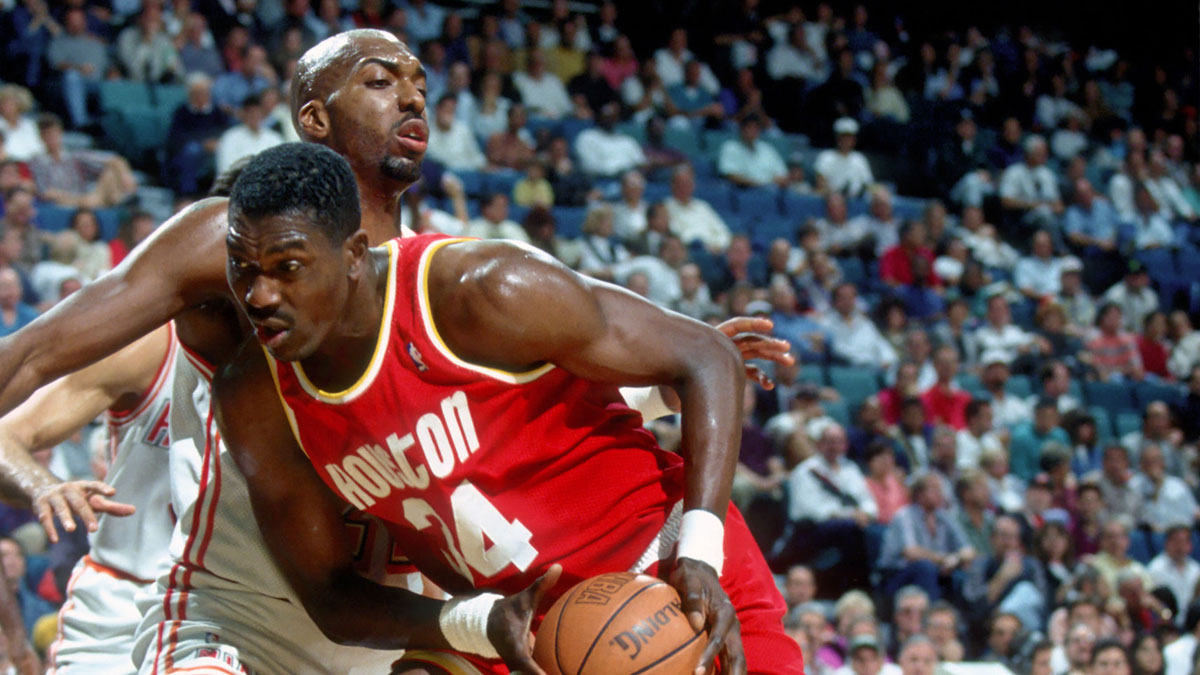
[0,0,1198,673]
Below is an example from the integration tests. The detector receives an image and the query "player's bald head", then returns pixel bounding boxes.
[290,29,412,139]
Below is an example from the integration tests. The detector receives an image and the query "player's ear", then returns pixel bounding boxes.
[344,229,371,278]
[297,99,330,141]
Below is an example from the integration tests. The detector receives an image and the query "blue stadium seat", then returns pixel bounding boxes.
[482,170,521,198]
[846,198,869,218]
[643,181,671,203]
[1006,375,1033,398]
[153,84,187,112]
[559,117,591,145]
[1127,528,1152,564]
[507,204,530,226]
[662,125,701,158]
[1114,412,1142,439]
[828,366,881,412]
[615,120,645,144]
[891,195,927,221]
[780,192,825,223]
[1135,248,1177,285]
[34,202,73,232]
[1088,406,1114,442]
[1084,381,1137,414]
[703,129,735,154]
[838,256,867,288]
[751,217,796,248]
[696,179,735,215]
[552,206,587,239]
[452,170,487,196]
[1134,380,1183,409]
[799,363,825,386]
[98,80,152,112]
[733,186,782,219]
[956,373,987,399]
[823,398,850,426]
[525,116,560,139]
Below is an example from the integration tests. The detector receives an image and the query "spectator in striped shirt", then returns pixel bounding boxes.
[1086,303,1144,382]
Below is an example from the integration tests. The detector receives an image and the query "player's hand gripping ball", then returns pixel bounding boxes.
[533,572,707,675]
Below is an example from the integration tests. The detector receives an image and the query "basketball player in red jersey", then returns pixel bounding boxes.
[213,143,804,675]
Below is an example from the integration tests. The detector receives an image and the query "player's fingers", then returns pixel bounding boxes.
[695,603,736,675]
[80,480,117,496]
[528,564,562,611]
[35,501,60,543]
[719,617,747,675]
[512,654,549,675]
[63,488,100,532]
[715,317,773,337]
[88,495,136,517]
[49,493,78,533]
[679,579,709,634]
[744,365,774,390]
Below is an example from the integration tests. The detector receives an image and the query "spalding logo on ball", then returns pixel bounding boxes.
[534,572,707,675]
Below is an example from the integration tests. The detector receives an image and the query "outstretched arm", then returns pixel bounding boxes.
[430,240,748,675]
[0,199,229,418]
[0,325,171,541]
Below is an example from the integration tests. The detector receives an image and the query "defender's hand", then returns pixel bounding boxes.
[715,317,793,390]
[670,558,745,675]
[487,564,562,675]
[33,480,135,543]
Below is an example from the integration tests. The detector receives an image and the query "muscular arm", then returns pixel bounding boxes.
[0,199,230,418]
[431,240,746,519]
[212,344,454,650]
[0,326,170,539]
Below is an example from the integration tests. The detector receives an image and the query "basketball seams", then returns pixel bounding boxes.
[553,576,583,675]
[576,580,667,675]
[626,630,705,675]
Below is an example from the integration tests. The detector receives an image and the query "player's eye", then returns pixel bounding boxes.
[367,79,390,88]
[279,260,302,273]
[230,258,251,271]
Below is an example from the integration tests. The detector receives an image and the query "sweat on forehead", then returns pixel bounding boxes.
[291,29,411,117]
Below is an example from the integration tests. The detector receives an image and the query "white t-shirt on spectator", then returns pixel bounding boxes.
[787,454,878,522]
[1148,553,1200,623]
[575,129,646,177]
[216,124,284,174]
[426,119,486,172]
[0,116,45,161]
[1014,256,1063,296]
[464,218,529,243]
[820,312,898,368]
[717,139,787,186]
[665,196,731,251]
[973,324,1035,363]
[814,149,874,198]
[956,429,1004,471]
[512,72,573,119]
[766,43,822,81]
[999,162,1060,205]
[652,48,720,94]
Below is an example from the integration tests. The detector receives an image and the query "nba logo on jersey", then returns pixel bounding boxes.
[406,342,428,372]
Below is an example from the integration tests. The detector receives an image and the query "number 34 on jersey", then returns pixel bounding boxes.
[321,390,539,582]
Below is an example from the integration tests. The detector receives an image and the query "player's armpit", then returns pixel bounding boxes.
[0,198,231,418]
[212,341,451,651]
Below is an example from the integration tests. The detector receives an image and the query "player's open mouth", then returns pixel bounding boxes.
[396,119,428,154]
[255,324,289,348]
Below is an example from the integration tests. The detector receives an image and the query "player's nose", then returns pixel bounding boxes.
[398,79,425,117]
[244,275,281,313]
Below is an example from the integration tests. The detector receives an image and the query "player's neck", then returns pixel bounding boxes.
[357,176,412,243]
[299,248,391,391]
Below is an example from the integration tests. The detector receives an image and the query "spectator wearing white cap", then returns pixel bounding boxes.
[1056,257,1096,332]
[815,117,874,199]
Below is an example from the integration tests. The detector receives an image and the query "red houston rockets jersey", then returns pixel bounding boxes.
[266,234,686,597]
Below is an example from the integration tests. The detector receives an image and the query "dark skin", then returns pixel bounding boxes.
[0,29,787,675]
[216,211,750,674]
[0,563,38,675]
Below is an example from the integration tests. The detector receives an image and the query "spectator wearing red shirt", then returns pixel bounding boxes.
[921,345,971,429]
[1137,311,1171,379]
[881,219,942,287]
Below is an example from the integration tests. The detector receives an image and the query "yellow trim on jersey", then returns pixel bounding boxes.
[417,237,555,384]
[292,239,399,404]
[263,353,313,461]
[397,650,487,675]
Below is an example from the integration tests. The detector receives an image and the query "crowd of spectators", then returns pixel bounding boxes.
[0,0,1198,673]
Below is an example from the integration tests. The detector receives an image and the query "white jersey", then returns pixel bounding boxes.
[50,325,178,674]
[89,325,178,581]
[134,345,406,675]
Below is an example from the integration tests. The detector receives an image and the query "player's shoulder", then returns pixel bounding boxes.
[125,197,230,284]
[430,238,570,295]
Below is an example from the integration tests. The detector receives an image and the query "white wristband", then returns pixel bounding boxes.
[439,592,503,659]
[676,509,725,575]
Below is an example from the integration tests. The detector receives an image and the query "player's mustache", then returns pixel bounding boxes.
[245,306,293,327]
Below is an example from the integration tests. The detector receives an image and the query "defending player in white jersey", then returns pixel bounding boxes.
[0,324,175,674]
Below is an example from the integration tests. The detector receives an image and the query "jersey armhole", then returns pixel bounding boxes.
[108,322,178,423]
[416,237,555,385]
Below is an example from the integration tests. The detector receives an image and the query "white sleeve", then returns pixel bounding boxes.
[717,141,739,177]
[619,386,676,421]
[999,166,1021,200]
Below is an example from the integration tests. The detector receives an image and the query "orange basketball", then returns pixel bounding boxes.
[533,572,707,675]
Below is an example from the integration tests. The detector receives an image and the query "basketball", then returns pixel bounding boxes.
[533,572,707,675]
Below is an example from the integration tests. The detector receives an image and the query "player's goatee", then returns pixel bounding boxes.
[382,156,422,183]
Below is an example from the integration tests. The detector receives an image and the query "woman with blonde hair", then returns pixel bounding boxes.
[577,203,629,279]
[0,85,44,160]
